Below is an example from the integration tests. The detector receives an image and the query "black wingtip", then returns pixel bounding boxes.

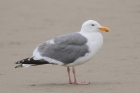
[14,57,29,64]
[14,57,50,67]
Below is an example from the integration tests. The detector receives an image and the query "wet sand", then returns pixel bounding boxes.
[0,0,140,93]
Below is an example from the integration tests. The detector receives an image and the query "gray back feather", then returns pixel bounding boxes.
[38,32,89,64]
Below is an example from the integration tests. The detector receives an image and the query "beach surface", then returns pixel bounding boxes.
[0,0,140,93]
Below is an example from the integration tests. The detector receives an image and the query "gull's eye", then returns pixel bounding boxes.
[91,24,94,26]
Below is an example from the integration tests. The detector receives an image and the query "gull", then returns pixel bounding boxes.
[15,20,109,85]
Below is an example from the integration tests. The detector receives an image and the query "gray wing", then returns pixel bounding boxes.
[37,32,89,64]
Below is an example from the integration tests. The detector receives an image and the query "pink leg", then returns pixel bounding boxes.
[67,67,73,84]
[72,67,90,85]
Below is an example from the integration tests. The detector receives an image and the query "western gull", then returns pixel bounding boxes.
[15,20,109,85]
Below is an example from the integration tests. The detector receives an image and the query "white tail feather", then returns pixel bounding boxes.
[22,64,32,68]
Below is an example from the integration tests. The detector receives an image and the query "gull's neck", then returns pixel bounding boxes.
[79,31,103,42]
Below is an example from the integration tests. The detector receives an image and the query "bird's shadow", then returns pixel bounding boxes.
[29,83,79,87]
[37,83,69,86]
[28,81,121,87]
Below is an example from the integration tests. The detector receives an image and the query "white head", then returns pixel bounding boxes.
[81,20,109,33]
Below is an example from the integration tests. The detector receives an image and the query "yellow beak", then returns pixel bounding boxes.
[99,26,110,32]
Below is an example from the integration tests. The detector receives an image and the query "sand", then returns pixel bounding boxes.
[0,0,140,93]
